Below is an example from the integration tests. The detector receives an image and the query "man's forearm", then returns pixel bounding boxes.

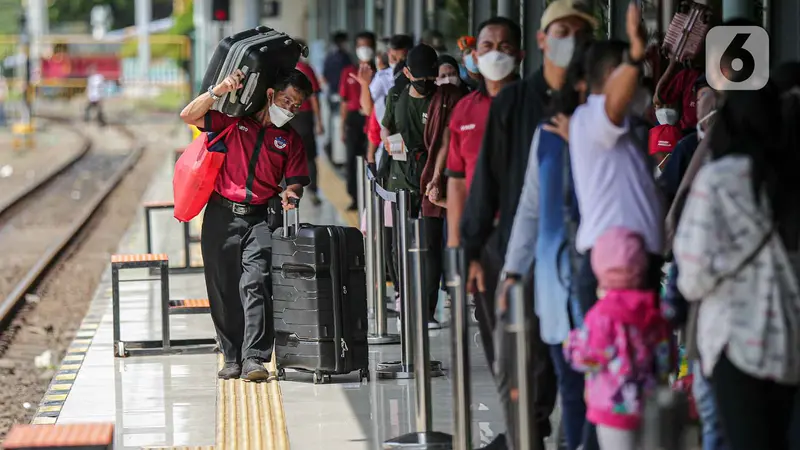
[311,96,322,123]
[360,84,373,116]
[180,87,223,123]
[446,179,466,247]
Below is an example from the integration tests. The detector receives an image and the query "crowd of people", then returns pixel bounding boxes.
[187,0,800,447]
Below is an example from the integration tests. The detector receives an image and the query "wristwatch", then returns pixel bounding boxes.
[208,85,221,100]
[500,271,521,282]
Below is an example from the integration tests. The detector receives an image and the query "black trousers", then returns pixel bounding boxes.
[713,353,797,450]
[474,236,557,450]
[201,199,274,363]
[344,110,366,204]
[85,100,105,126]
[290,111,318,193]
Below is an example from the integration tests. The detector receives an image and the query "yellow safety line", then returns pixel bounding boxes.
[215,354,290,450]
[317,157,359,227]
[31,309,104,425]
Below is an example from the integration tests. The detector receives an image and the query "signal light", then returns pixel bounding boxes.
[211,0,230,22]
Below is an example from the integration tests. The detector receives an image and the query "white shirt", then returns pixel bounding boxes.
[369,67,394,125]
[87,73,105,102]
[675,155,800,383]
[568,94,664,254]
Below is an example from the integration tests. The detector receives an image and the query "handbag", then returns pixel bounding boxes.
[173,122,238,222]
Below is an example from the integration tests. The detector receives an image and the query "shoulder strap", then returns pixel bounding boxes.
[243,127,268,204]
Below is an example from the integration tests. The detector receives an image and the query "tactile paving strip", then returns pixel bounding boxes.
[215,355,289,450]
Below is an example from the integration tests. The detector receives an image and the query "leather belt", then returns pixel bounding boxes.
[210,192,267,216]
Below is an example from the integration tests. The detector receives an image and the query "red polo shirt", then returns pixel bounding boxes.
[296,61,320,113]
[660,68,702,131]
[339,65,361,112]
[446,91,492,191]
[202,111,310,205]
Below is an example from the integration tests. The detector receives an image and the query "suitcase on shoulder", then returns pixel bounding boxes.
[661,1,712,63]
[201,26,308,117]
[271,202,369,384]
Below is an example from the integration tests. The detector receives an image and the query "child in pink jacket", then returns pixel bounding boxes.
[564,227,673,449]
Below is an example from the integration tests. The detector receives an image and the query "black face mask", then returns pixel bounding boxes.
[411,79,436,96]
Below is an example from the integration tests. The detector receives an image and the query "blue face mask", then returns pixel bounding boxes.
[463,54,479,74]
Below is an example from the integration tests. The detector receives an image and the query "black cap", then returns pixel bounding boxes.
[406,44,438,79]
[389,34,414,51]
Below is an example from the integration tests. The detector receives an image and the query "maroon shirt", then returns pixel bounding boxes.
[202,111,310,205]
[446,91,492,191]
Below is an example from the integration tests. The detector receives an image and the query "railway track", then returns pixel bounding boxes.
[0,117,142,337]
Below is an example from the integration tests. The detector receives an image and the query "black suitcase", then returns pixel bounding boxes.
[201,26,308,117]
[271,204,369,384]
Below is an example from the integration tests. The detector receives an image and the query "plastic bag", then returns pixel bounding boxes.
[173,123,237,222]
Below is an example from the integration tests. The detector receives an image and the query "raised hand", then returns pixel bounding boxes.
[626,2,646,61]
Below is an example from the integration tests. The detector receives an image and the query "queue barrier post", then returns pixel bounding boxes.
[445,246,471,450]
[367,174,399,345]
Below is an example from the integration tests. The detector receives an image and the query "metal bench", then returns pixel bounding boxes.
[111,253,215,357]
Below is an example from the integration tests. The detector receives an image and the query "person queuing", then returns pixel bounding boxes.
[435,54,471,95]
[674,73,800,450]
[382,44,449,330]
[179,69,312,381]
[292,39,324,205]
[339,31,377,210]
[457,35,481,88]
[322,31,352,159]
[460,1,596,448]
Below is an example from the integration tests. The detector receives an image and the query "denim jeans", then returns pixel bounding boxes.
[692,361,728,450]
[549,344,595,450]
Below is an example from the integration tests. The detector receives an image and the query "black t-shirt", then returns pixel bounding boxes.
[382,86,433,191]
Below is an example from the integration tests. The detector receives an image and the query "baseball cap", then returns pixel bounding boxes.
[406,44,439,79]
[540,0,598,31]
[648,125,682,155]
[389,34,414,51]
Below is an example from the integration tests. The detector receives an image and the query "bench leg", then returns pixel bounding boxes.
[183,221,192,270]
[160,260,171,351]
[112,266,123,357]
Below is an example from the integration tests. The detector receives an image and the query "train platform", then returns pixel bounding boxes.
[29,144,506,449]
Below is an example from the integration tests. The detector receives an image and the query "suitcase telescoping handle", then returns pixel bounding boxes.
[282,197,300,238]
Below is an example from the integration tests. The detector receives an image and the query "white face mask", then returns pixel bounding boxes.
[436,76,460,86]
[696,110,716,140]
[356,46,374,62]
[655,108,679,126]
[477,50,516,82]
[545,35,575,68]
[268,95,294,127]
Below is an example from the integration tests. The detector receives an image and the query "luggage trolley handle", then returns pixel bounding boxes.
[282,197,301,238]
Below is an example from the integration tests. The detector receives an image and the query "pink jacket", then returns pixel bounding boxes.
[564,289,673,430]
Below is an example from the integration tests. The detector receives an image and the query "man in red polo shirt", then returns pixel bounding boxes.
[445,17,522,247]
[180,69,312,381]
[339,31,376,210]
[293,42,324,205]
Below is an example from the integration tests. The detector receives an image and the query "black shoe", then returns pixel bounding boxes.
[218,362,241,379]
[242,358,269,381]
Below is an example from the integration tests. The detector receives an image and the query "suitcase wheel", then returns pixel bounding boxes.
[359,368,370,383]
[312,371,331,385]
[277,368,286,380]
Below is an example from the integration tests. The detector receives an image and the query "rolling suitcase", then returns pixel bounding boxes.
[271,202,369,384]
[661,1,712,63]
[201,26,309,117]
